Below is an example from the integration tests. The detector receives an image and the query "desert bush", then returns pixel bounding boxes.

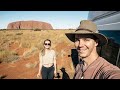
[34,28,41,31]
[1,55,19,63]
[0,54,19,63]
[0,50,11,59]
[35,42,44,50]
[16,33,23,35]
[23,47,38,58]
[0,50,19,63]
[6,34,13,36]
[21,41,31,48]
[25,61,38,68]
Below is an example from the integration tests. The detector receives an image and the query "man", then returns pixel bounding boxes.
[65,20,120,79]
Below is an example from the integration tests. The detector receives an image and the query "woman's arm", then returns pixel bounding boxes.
[37,53,42,77]
[53,51,57,74]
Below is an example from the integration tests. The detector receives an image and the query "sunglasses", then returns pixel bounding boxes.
[44,43,51,45]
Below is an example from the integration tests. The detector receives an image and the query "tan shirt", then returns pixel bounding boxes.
[39,50,56,65]
[74,57,120,79]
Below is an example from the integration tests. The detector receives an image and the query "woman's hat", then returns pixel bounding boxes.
[65,20,108,46]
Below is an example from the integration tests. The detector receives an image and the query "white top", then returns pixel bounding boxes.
[39,50,56,65]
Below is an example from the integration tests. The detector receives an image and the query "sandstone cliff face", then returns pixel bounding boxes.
[7,21,53,29]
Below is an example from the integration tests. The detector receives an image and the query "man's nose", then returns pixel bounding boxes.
[78,39,84,47]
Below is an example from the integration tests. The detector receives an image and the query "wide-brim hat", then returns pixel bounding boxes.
[65,20,108,46]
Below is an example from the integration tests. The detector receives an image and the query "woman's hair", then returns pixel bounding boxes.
[43,39,51,45]
[41,39,51,56]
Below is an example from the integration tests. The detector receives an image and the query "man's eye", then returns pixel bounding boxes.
[75,38,79,42]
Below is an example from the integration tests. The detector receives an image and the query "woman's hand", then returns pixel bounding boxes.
[54,70,57,77]
[37,73,40,78]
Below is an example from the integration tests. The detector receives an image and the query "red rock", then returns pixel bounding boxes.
[7,21,53,29]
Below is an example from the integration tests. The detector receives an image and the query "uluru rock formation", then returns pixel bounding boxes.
[7,21,53,29]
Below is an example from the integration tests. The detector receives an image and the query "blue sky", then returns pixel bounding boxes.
[0,11,89,29]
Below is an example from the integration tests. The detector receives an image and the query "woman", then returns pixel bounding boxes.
[37,39,57,79]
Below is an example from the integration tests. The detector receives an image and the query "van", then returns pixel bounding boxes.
[88,11,120,67]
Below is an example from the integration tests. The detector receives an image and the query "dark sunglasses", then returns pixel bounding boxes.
[44,43,51,45]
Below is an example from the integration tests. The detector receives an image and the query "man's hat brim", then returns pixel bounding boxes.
[65,32,108,46]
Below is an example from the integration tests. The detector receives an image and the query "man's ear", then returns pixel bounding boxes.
[95,39,99,47]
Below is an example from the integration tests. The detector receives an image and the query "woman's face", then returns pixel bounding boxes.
[44,40,51,49]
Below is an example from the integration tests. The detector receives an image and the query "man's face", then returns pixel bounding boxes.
[74,34,98,58]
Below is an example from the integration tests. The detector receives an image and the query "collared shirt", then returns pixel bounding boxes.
[74,57,120,79]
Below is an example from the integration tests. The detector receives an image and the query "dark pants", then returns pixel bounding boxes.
[41,65,54,79]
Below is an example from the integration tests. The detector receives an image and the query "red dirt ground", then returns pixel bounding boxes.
[0,42,75,79]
